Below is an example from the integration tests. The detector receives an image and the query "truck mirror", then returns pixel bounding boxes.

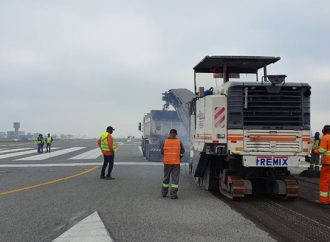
[138,122,142,131]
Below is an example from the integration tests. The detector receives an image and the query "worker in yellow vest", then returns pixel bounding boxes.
[98,126,116,180]
[310,132,320,171]
[45,133,54,153]
[161,129,185,199]
[36,134,43,153]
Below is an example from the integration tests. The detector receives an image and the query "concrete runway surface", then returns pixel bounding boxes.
[0,139,328,242]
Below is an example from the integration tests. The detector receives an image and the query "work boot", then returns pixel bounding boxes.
[106,176,115,180]
[170,195,178,199]
[100,175,106,179]
[314,200,330,206]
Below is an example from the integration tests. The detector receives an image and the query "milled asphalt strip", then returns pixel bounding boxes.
[69,148,101,160]
[0,148,59,159]
[53,211,113,242]
[17,147,85,160]
[0,147,32,154]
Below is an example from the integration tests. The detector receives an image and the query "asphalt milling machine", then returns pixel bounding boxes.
[189,56,311,200]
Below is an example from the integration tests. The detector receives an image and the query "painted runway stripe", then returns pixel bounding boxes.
[0,148,58,159]
[17,147,85,160]
[69,148,101,160]
[0,162,164,168]
[54,211,113,242]
[0,147,33,154]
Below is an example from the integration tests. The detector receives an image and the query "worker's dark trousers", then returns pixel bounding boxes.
[162,164,180,197]
[46,143,51,152]
[310,153,320,171]
[37,144,42,153]
[101,154,114,177]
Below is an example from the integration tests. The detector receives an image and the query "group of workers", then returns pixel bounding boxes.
[98,126,184,199]
[36,133,53,153]
[311,125,330,205]
[97,124,330,204]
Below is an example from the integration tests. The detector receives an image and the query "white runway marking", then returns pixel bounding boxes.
[0,149,57,159]
[69,148,101,160]
[138,146,143,155]
[17,147,85,160]
[53,211,113,242]
[0,162,164,168]
[0,148,33,154]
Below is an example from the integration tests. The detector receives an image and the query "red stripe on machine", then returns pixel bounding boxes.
[214,107,225,119]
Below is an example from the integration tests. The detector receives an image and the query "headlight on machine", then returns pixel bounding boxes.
[235,147,243,152]
[217,134,225,139]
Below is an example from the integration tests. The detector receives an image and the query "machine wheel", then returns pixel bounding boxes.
[279,177,299,200]
[219,169,251,200]
[203,160,219,191]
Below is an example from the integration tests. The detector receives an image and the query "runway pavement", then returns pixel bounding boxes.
[0,139,274,242]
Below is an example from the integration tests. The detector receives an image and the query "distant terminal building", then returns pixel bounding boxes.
[0,132,6,138]
[7,131,25,139]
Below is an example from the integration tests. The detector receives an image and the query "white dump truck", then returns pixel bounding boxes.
[139,110,188,162]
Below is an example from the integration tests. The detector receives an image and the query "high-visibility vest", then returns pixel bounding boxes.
[36,137,42,144]
[100,132,111,152]
[318,134,330,164]
[46,136,52,144]
[312,138,320,150]
[163,139,181,165]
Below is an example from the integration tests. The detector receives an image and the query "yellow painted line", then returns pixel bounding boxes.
[0,165,99,197]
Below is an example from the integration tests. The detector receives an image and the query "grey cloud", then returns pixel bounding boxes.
[1,0,329,136]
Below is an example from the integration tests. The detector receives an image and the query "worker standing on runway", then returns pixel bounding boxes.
[98,126,116,180]
[36,134,44,153]
[310,132,320,171]
[45,133,53,153]
[314,125,330,205]
[36,134,43,153]
[161,129,185,199]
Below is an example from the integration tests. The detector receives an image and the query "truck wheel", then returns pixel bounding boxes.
[142,143,146,157]
[146,143,150,160]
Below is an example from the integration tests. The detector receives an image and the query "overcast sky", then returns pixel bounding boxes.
[1,0,329,138]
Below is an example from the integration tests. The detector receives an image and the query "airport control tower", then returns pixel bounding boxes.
[13,122,20,137]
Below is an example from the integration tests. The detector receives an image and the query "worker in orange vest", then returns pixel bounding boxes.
[161,129,185,199]
[98,126,116,180]
[314,125,330,204]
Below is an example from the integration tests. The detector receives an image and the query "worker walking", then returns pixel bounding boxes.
[161,129,185,199]
[98,126,116,180]
[310,132,320,171]
[45,133,53,153]
[36,134,44,153]
[314,125,330,205]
